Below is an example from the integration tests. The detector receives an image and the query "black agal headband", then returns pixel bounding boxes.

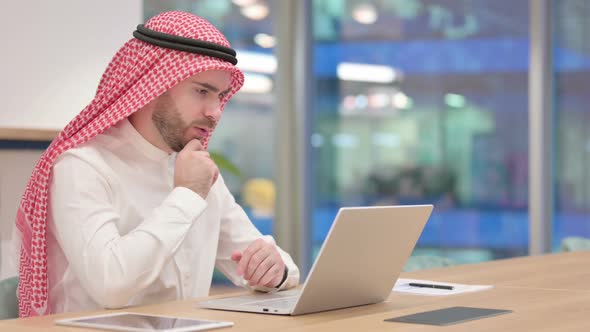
[133,24,238,65]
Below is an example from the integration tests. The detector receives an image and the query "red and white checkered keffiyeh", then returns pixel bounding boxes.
[14,11,244,317]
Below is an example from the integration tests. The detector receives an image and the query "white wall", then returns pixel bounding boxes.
[0,0,142,279]
[0,0,142,129]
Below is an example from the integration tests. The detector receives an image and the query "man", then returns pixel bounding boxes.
[14,11,299,317]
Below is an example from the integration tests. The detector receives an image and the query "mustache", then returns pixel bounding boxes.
[189,118,216,129]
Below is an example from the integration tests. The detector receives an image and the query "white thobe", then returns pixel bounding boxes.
[46,118,299,313]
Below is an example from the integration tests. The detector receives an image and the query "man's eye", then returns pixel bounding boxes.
[218,92,227,100]
[197,89,209,96]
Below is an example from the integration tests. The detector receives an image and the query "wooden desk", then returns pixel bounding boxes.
[410,251,590,291]
[1,252,589,331]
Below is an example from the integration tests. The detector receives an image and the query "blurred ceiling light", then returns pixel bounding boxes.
[352,3,378,24]
[241,73,273,94]
[254,33,276,48]
[241,3,269,20]
[337,62,397,83]
[445,93,466,108]
[236,50,277,74]
[232,0,258,6]
[392,92,413,109]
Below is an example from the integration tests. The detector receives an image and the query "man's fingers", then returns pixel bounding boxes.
[192,151,210,158]
[183,139,204,151]
[231,251,242,262]
[248,255,275,286]
[212,169,219,185]
[260,264,283,288]
[244,243,272,280]
[236,239,285,287]
[245,246,271,280]
[236,240,264,276]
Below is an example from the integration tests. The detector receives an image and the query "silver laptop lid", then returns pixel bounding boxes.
[291,205,433,315]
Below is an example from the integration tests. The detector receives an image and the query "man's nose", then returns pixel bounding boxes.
[203,103,222,123]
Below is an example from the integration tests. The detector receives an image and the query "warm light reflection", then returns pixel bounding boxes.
[254,33,276,48]
[337,62,398,83]
[352,3,378,24]
[392,92,412,109]
[241,3,269,20]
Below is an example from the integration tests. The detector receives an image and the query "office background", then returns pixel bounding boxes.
[0,0,589,281]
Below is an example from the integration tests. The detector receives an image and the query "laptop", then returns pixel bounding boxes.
[199,205,433,316]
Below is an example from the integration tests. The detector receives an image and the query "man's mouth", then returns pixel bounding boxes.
[192,126,210,138]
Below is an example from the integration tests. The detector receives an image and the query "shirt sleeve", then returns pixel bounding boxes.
[49,154,207,308]
[213,175,300,292]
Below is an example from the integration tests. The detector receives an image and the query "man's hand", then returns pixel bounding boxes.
[174,139,219,199]
[232,238,286,288]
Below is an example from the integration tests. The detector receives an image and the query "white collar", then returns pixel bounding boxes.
[116,118,170,162]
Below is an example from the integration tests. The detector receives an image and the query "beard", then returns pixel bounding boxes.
[151,93,215,152]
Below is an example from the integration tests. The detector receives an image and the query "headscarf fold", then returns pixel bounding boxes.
[14,11,244,317]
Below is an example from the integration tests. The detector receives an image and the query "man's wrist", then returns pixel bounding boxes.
[276,265,289,289]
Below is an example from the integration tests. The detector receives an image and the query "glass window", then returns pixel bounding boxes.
[553,0,590,249]
[311,0,530,265]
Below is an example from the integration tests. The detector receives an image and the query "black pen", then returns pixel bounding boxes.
[408,282,454,290]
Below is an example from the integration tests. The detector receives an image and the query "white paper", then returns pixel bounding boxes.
[393,278,493,296]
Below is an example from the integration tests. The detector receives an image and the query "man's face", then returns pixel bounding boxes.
[152,69,232,152]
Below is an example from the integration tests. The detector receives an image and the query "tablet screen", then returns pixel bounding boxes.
[384,306,512,326]
[56,312,233,332]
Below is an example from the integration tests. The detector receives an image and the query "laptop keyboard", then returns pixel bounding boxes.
[245,296,298,309]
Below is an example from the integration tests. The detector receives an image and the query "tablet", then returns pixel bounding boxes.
[384,306,512,326]
[55,312,233,332]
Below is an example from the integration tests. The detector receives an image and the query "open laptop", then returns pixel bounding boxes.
[199,205,433,316]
